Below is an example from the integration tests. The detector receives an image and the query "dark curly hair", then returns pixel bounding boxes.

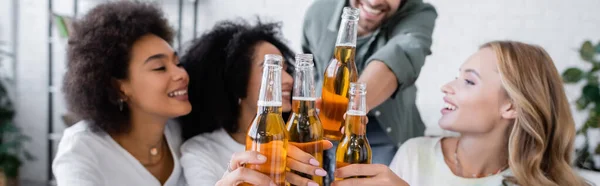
[62,1,174,134]
[178,19,295,140]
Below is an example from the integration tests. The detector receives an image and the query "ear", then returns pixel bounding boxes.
[500,102,517,120]
[113,78,131,101]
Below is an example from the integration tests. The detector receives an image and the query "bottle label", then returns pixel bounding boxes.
[346,110,366,116]
[258,101,282,107]
[292,97,317,101]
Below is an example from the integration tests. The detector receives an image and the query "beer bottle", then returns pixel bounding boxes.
[320,7,359,141]
[243,54,289,186]
[286,54,324,185]
[335,82,371,180]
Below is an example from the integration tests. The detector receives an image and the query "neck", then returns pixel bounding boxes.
[229,103,255,144]
[112,108,169,161]
[357,27,370,37]
[357,25,376,37]
[455,123,510,177]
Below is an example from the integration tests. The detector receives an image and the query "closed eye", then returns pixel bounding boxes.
[153,66,166,71]
[465,79,475,85]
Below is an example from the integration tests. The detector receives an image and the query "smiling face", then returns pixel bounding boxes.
[439,47,513,134]
[349,0,402,35]
[241,41,293,114]
[118,34,191,119]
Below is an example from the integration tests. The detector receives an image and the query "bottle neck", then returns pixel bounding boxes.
[335,18,358,47]
[344,113,366,136]
[257,64,282,114]
[257,106,282,114]
[347,90,366,113]
[291,97,317,115]
[333,45,356,66]
[292,65,316,99]
[345,83,367,136]
[292,59,317,115]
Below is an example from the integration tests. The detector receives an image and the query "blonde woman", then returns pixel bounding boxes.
[331,41,589,186]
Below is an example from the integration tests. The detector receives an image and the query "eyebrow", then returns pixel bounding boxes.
[460,68,481,78]
[144,52,177,64]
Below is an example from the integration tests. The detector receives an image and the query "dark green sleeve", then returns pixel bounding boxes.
[366,5,437,91]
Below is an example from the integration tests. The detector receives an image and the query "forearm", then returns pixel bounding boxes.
[358,60,398,112]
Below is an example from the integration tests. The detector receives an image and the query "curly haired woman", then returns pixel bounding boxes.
[179,20,332,186]
[53,2,189,186]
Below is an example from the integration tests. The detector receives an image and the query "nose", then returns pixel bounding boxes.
[441,81,454,95]
[172,64,189,83]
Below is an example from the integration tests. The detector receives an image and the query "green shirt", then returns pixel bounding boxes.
[301,0,437,144]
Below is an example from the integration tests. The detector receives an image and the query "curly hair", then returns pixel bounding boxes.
[178,19,295,140]
[62,1,174,134]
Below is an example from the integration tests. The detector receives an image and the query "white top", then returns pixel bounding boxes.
[52,121,186,186]
[389,137,512,186]
[180,128,245,186]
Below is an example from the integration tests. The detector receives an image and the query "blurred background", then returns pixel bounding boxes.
[0,0,599,185]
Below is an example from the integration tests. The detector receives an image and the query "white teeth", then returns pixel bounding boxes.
[168,90,187,97]
[444,103,457,110]
[362,4,383,15]
[282,91,291,96]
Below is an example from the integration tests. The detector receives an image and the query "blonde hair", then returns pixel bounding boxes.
[482,41,588,186]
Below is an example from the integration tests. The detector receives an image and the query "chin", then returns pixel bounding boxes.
[438,118,455,131]
[171,104,192,117]
[282,103,292,113]
[359,20,381,32]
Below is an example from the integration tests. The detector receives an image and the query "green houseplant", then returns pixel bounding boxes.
[0,41,34,185]
[562,40,600,171]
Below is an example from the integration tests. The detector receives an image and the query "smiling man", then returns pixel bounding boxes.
[301,0,437,184]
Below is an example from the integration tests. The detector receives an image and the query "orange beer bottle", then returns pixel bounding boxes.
[243,54,289,186]
[335,82,372,180]
[286,54,324,185]
[320,7,359,141]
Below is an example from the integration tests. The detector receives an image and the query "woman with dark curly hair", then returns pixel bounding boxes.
[178,20,332,186]
[52,2,189,186]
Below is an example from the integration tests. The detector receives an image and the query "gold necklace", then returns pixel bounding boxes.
[454,139,507,178]
[143,137,167,166]
[149,139,163,156]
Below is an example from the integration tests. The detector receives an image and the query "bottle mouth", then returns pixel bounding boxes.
[342,7,360,20]
[349,82,367,95]
[264,54,283,66]
[295,53,313,61]
[295,54,314,69]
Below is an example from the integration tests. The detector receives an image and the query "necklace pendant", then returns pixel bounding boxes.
[150,148,158,156]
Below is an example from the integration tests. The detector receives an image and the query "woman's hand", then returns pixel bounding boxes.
[331,164,409,186]
[217,140,334,186]
[286,140,333,186]
[216,151,275,186]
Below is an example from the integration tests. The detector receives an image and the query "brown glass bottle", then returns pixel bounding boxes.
[286,54,324,185]
[242,54,288,186]
[320,7,360,141]
[335,82,371,180]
